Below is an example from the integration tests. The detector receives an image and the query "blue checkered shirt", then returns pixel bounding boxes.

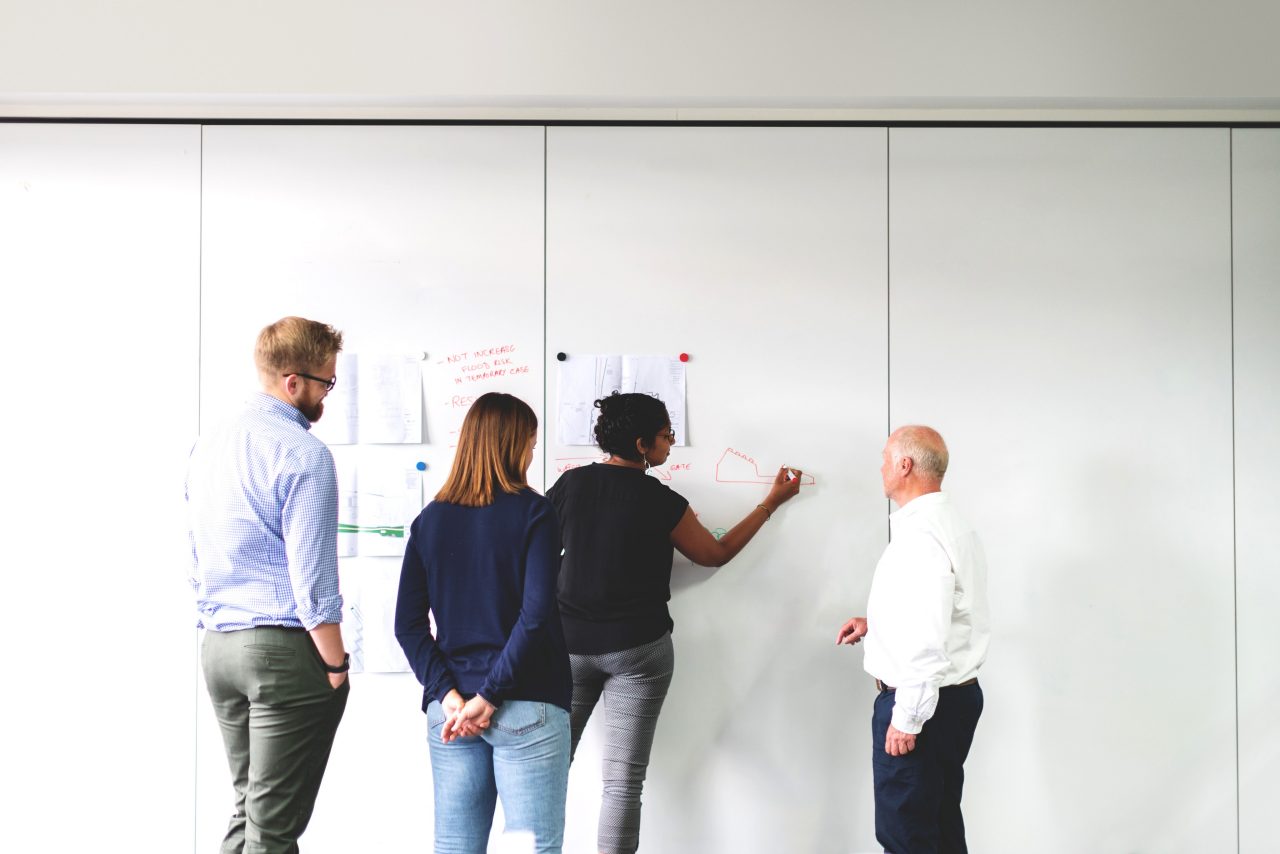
[186,392,343,631]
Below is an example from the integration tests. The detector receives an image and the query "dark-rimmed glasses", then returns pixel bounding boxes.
[285,372,337,392]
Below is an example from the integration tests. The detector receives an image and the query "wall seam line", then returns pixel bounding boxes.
[193,121,204,854]
[1229,126,1240,854]
[885,126,893,537]
[542,126,548,491]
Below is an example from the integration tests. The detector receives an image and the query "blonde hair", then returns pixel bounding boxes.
[436,393,538,507]
[254,316,344,377]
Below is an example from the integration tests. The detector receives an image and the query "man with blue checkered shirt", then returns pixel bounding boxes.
[187,316,350,854]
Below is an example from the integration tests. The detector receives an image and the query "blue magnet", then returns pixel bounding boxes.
[415,461,427,471]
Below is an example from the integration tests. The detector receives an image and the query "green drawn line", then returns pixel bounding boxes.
[338,524,405,539]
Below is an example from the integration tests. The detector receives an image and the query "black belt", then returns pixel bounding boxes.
[875,677,977,693]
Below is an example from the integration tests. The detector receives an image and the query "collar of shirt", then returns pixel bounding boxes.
[247,391,312,431]
[889,490,948,526]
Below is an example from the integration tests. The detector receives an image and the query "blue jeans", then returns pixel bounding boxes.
[426,699,571,854]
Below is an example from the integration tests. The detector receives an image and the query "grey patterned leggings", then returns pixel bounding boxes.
[569,632,675,854]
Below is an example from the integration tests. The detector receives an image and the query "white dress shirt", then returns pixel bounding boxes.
[863,491,990,734]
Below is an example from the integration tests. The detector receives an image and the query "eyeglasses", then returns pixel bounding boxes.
[659,430,677,444]
[285,372,337,392]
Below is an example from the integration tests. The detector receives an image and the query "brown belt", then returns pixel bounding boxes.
[875,677,977,693]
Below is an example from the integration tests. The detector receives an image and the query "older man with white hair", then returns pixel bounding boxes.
[837,425,991,853]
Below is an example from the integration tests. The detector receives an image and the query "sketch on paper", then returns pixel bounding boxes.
[336,460,423,558]
[311,353,423,445]
[556,355,686,446]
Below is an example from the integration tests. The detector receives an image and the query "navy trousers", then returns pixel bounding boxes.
[871,682,983,854]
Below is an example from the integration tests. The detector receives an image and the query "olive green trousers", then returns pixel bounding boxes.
[202,626,349,854]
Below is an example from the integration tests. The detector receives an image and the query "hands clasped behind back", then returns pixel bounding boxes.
[440,688,496,743]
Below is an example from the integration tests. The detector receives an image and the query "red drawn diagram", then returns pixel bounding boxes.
[715,447,815,486]
[553,455,608,475]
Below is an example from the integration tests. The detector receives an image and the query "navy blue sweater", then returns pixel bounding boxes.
[394,488,571,713]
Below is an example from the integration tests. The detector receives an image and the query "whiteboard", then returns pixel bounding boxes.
[1,119,1255,853]
[198,125,546,852]
[1232,128,1280,854]
[888,127,1236,853]
[0,122,201,852]
[547,126,890,853]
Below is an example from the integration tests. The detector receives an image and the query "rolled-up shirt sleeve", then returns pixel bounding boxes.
[184,466,204,628]
[280,448,343,629]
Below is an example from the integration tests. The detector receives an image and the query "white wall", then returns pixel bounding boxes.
[3,2,1280,114]
[546,126,889,852]
[0,123,201,852]
[196,124,548,852]
[3,122,1276,853]
[1232,128,1280,854]
[888,127,1236,852]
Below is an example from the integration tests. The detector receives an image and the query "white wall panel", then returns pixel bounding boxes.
[1232,128,1280,854]
[198,125,546,853]
[547,126,889,854]
[888,128,1235,853]
[0,122,201,851]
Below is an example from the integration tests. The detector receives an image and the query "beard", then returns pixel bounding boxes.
[299,399,325,423]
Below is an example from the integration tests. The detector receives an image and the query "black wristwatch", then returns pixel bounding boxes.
[322,653,351,674]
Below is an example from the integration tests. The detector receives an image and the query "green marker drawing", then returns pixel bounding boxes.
[711,528,728,541]
[338,523,405,538]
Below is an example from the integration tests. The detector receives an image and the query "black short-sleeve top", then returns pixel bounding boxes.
[547,463,690,655]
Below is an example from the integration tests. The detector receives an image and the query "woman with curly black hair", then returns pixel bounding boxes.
[547,391,801,854]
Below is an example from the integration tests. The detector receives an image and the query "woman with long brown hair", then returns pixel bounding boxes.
[395,392,572,854]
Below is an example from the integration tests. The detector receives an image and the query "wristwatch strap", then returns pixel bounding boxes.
[322,652,351,674]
